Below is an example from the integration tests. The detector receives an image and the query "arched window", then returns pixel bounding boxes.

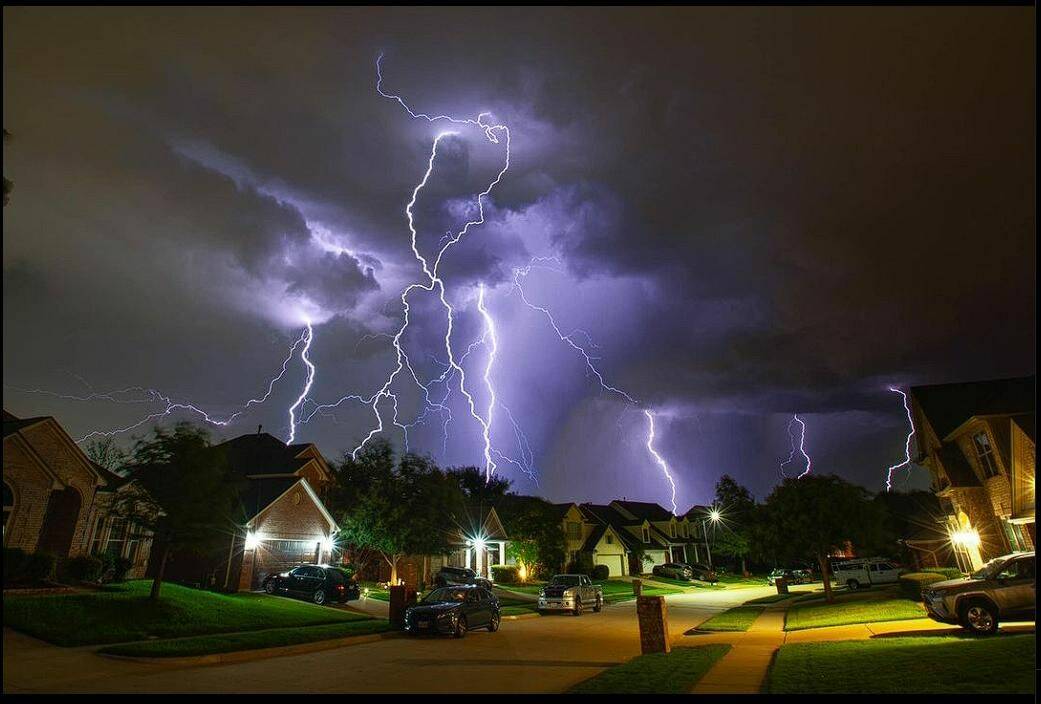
[3,481,15,540]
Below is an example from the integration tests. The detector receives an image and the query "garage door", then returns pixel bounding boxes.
[594,554,625,579]
[253,539,320,589]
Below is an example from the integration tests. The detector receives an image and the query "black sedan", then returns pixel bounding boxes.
[262,564,360,605]
[404,585,500,637]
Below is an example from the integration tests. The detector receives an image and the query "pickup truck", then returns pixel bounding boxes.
[537,574,603,615]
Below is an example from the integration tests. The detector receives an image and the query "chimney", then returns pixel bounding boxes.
[257,424,263,436]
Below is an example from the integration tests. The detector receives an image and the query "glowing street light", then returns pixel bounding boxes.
[703,506,722,570]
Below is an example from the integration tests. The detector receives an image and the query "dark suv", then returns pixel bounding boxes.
[434,566,493,590]
[262,564,360,605]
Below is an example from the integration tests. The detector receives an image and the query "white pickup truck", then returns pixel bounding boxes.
[831,558,902,590]
[537,574,604,615]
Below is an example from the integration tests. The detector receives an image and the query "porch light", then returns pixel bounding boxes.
[949,527,980,548]
[320,535,336,553]
[709,508,722,523]
[244,531,261,550]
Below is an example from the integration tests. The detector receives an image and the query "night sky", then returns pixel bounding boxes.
[3,7,1035,509]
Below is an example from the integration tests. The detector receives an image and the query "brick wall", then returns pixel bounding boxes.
[3,439,55,552]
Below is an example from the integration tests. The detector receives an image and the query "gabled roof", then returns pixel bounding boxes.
[579,504,641,550]
[611,500,675,523]
[215,432,328,479]
[3,410,105,488]
[454,505,508,541]
[550,502,580,521]
[241,476,338,532]
[3,410,49,438]
[911,376,1035,441]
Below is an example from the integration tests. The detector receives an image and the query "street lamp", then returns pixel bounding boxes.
[703,507,722,569]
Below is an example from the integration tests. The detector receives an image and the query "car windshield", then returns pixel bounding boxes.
[422,587,468,603]
[971,556,1011,580]
[550,576,581,586]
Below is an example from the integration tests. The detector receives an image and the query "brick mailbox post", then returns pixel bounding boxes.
[636,595,670,654]
[775,577,789,595]
[388,585,418,629]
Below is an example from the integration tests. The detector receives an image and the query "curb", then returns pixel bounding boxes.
[502,612,541,621]
[98,630,403,666]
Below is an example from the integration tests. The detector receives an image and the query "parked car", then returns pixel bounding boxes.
[922,551,1034,635]
[767,568,814,586]
[262,564,360,605]
[404,585,500,637]
[831,558,901,590]
[652,562,693,580]
[538,574,604,615]
[687,563,719,583]
[434,566,493,590]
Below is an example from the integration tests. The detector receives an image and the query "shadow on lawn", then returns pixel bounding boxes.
[871,624,1035,640]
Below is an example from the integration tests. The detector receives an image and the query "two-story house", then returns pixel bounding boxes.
[910,376,1035,572]
[554,502,633,577]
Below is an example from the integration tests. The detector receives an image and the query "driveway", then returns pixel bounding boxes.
[3,585,776,694]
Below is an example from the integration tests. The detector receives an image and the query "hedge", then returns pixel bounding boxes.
[3,548,57,585]
[898,572,946,599]
[921,567,963,580]
[491,565,520,583]
[591,564,611,580]
[60,555,104,583]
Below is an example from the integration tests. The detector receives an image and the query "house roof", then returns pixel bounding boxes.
[3,410,50,438]
[92,462,132,492]
[911,376,1035,441]
[215,432,321,478]
[238,476,303,521]
[938,444,982,488]
[579,504,642,550]
[550,502,579,521]
[612,500,675,522]
[581,523,610,552]
[1011,414,1036,444]
[454,505,508,540]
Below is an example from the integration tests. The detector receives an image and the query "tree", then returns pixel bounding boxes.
[329,439,466,584]
[451,465,511,504]
[111,423,240,600]
[85,437,129,472]
[497,495,565,579]
[712,474,757,576]
[758,474,881,602]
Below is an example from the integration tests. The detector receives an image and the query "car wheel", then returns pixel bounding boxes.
[846,579,859,591]
[960,600,999,635]
[313,589,326,605]
[487,614,500,632]
[593,596,603,613]
[573,598,583,617]
[264,581,276,594]
[454,616,467,638]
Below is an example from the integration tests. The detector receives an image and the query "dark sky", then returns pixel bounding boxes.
[3,7,1035,509]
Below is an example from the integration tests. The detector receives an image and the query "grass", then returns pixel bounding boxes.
[569,644,731,693]
[766,634,1035,694]
[2,580,362,646]
[784,596,926,631]
[97,619,392,658]
[645,575,719,589]
[597,579,683,604]
[494,582,544,595]
[359,581,390,601]
[697,606,764,632]
[716,573,771,588]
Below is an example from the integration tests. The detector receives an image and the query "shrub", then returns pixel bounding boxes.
[3,547,28,585]
[591,564,610,580]
[60,555,104,583]
[899,572,946,599]
[100,554,134,583]
[921,567,963,580]
[491,565,520,583]
[20,552,58,583]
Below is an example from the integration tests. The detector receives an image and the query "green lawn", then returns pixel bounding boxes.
[495,582,544,595]
[716,573,771,588]
[785,596,926,631]
[645,575,719,589]
[2,580,363,646]
[569,645,731,693]
[697,606,764,632]
[97,619,392,658]
[766,634,1035,694]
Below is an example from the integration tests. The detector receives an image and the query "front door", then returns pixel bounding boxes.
[37,488,81,557]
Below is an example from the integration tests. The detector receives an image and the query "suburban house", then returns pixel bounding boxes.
[3,411,156,577]
[554,502,634,577]
[376,504,510,587]
[909,376,1036,572]
[612,500,706,564]
[155,430,340,592]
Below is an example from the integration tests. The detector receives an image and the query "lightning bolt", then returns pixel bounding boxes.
[10,324,317,443]
[780,413,812,478]
[286,320,315,443]
[884,386,916,491]
[643,410,678,514]
[475,283,498,478]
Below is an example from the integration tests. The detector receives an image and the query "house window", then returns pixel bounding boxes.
[680,523,687,538]
[89,515,107,555]
[106,517,128,557]
[642,527,650,543]
[566,521,582,540]
[3,481,14,540]
[972,432,1000,478]
[606,533,614,545]
[669,523,676,538]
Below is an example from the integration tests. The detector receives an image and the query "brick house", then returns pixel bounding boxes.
[909,376,1035,572]
[3,410,157,577]
[155,430,339,591]
[553,502,633,577]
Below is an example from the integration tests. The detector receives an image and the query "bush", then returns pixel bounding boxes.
[591,564,610,580]
[899,572,946,599]
[921,567,963,580]
[99,554,134,583]
[60,555,104,583]
[3,547,28,585]
[491,565,520,583]
[14,551,58,583]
